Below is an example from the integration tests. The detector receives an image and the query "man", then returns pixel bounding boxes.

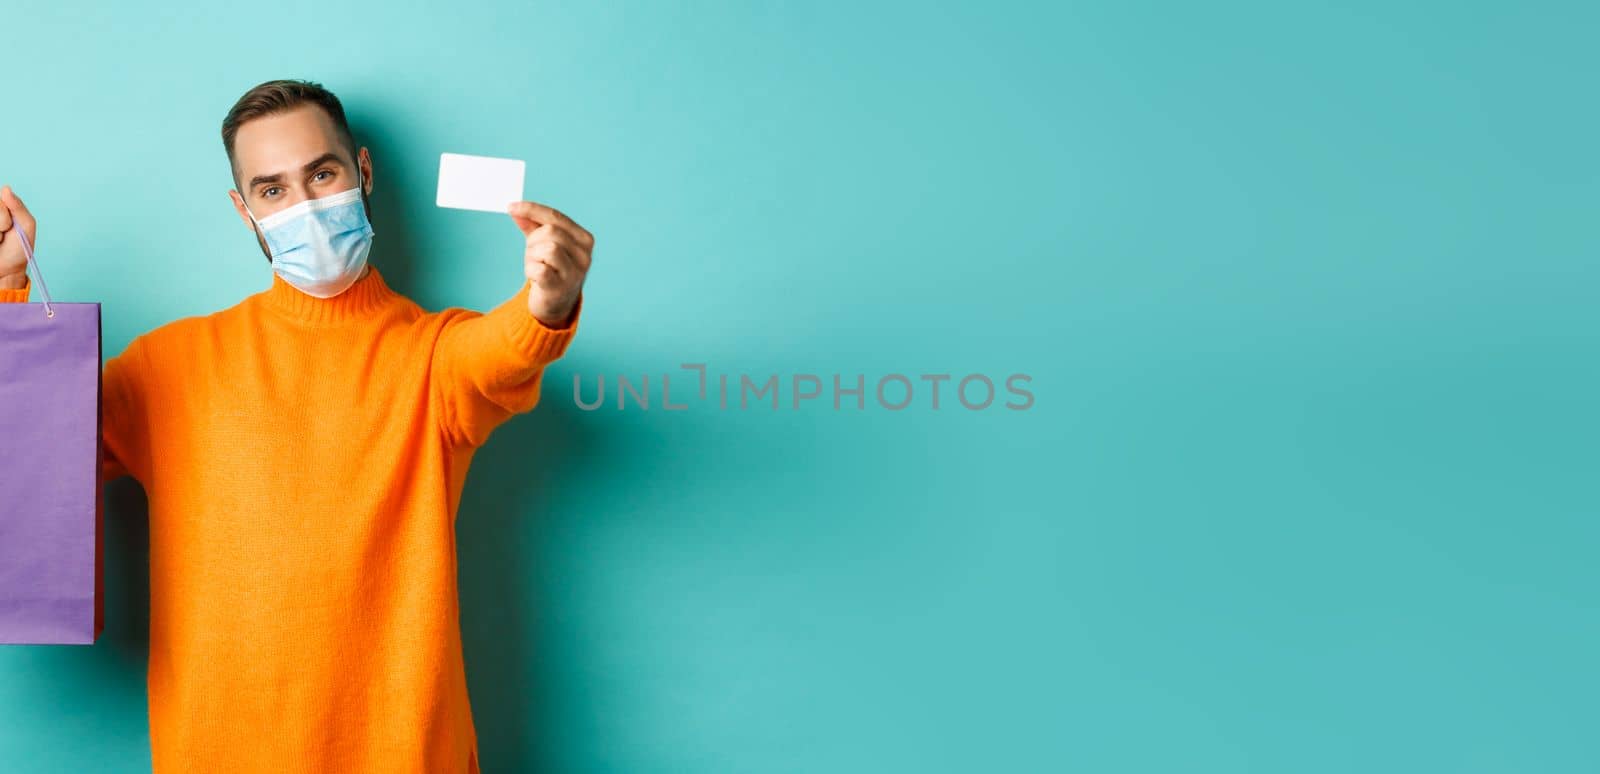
[0,79,593,773]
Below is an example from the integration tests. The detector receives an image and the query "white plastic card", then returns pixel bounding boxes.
[436,153,525,212]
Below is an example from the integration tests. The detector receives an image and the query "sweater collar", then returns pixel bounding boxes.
[258,265,401,325]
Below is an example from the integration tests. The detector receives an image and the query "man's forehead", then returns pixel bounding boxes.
[233,105,349,177]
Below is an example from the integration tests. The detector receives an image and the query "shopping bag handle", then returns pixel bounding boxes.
[11,223,54,319]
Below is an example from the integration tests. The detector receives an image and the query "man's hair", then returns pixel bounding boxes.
[221,79,356,184]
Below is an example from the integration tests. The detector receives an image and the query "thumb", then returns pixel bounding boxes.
[509,212,540,237]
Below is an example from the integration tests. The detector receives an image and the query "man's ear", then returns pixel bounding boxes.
[357,147,373,196]
[228,189,256,230]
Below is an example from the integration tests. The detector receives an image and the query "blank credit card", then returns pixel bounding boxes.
[436,152,526,213]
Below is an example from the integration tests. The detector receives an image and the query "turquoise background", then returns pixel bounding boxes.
[2,0,1596,771]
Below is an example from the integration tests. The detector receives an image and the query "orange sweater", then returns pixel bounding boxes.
[1,266,580,773]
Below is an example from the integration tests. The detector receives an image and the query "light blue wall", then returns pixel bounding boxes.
[2,1,1596,771]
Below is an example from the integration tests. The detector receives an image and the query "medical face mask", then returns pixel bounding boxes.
[245,171,375,299]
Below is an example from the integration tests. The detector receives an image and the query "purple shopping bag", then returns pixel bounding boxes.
[0,227,103,645]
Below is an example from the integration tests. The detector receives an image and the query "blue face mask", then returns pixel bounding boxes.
[245,169,375,298]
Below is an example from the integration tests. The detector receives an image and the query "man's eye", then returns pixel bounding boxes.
[263,187,282,198]
[314,170,332,181]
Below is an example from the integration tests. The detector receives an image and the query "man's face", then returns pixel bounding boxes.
[227,104,373,261]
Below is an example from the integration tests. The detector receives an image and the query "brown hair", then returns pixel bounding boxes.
[221,79,356,183]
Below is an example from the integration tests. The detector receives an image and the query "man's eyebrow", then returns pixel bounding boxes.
[246,152,348,190]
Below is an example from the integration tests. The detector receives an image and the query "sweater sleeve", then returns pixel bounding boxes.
[101,336,153,485]
[430,280,582,448]
[0,275,29,303]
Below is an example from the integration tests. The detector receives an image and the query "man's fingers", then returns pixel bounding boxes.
[507,200,593,248]
[526,241,576,278]
[525,224,591,267]
[0,185,37,240]
[526,259,562,286]
[511,202,594,295]
[525,255,565,287]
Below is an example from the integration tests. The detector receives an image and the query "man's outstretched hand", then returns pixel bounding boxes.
[0,186,38,290]
[508,200,592,329]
